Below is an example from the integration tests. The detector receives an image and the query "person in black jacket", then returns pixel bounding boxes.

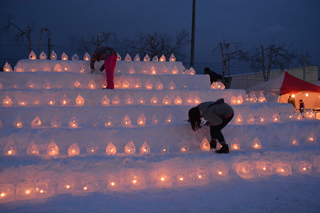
[204,67,222,84]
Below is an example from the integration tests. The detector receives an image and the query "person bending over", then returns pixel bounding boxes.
[90,46,117,89]
[188,98,234,154]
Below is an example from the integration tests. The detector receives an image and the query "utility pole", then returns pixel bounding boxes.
[190,0,196,68]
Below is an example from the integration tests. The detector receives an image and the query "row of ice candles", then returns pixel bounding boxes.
[23,50,177,62]
[0,79,208,91]
[3,63,192,75]
[2,94,202,107]
[1,158,318,203]
[3,134,317,158]
[2,113,174,129]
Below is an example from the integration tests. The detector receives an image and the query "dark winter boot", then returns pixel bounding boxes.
[215,144,229,154]
[210,140,217,149]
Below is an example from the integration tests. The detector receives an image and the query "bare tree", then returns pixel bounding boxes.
[248,43,296,81]
[1,15,33,53]
[213,41,248,84]
[296,50,309,81]
[39,27,49,54]
[70,32,117,55]
[120,30,190,61]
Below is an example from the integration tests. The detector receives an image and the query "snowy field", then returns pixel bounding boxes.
[0,54,320,212]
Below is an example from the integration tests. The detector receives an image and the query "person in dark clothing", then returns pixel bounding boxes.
[288,95,296,113]
[299,99,305,114]
[204,67,222,84]
[188,98,234,154]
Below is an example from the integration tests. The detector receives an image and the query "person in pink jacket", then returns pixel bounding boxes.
[188,98,234,154]
[90,46,117,89]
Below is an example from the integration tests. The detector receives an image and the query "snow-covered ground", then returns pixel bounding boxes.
[0,55,319,212]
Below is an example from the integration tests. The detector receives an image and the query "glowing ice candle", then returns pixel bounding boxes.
[106,142,117,155]
[13,116,23,128]
[27,141,39,155]
[125,93,134,105]
[230,96,237,105]
[189,67,195,75]
[235,161,254,179]
[130,173,146,190]
[35,179,55,199]
[3,96,12,107]
[258,93,266,103]
[60,94,69,106]
[27,81,35,89]
[275,162,292,176]
[50,50,57,60]
[152,55,158,61]
[29,50,36,60]
[4,141,17,156]
[305,132,316,144]
[122,115,132,127]
[174,96,182,105]
[16,182,35,200]
[169,53,176,62]
[165,113,173,124]
[211,82,217,89]
[43,79,51,89]
[129,68,135,74]
[122,80,130,89]
[252,138,261,149]
[168,81,176,90]
[138,96,146,105]
[112,95,120,105]
[247,113,255,124]
[235,113,243,125]
[179,139,189,153]
[69,116,79,128]
[68,143,80,156]
[14,62,24,72]
[88,80,96,89]
[162,95,171,105]
[236,95,243,105]
[150,95,159,105]
[152,114,158,125]
[47,97,55,106]
[154,81,163,90]
[75,94,85,106]
[144,54,150,61]
[83,52,90,61]
[137,113,146,126]
[156,170,172,188]
[125,141,136,154]
[150,66,157,75]
[272,114,280,122]
[134,79,142,89]
[290,135,299,146]
[231,138,241,150]
[107,175,121,191]
[54,63,62,72]
[171,66,178,74]
[47,140,59,156]
[31,116,42,128]
[194,96,201,105]
[145,80,153,90]
[104,117,113,127]
[258,161,273,176]
[18,99,28,107]
[87,141,98,154]
[61,52,68,60]
[51,116,61,128]
[200,137,210,151]
[0,184,15,203]
[125,53,132,61]
[159,54,165,62]
[296,161,312,174]
[3,62,12,72]
[42,63,51,71]
[140,140,150,154]
[101,95,110,106]
[196,167,209,184]
[258,116,265,124]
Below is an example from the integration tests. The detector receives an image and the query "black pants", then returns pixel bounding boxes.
[210,114,234,143]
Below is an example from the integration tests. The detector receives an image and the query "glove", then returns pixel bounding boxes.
[90,68,95,73]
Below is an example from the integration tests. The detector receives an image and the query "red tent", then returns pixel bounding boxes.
[246,72,320,95]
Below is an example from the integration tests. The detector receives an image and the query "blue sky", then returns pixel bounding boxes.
[0,0,319,75]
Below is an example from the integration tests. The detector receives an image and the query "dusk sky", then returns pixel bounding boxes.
[0,0,319,75]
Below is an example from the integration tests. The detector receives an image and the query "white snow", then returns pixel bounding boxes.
[0,58,320,212]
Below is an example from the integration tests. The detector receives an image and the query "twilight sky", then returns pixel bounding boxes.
[0,0,319,76]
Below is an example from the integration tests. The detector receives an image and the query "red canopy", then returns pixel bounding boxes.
[280,72,320,95]
[246,72,320,95]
